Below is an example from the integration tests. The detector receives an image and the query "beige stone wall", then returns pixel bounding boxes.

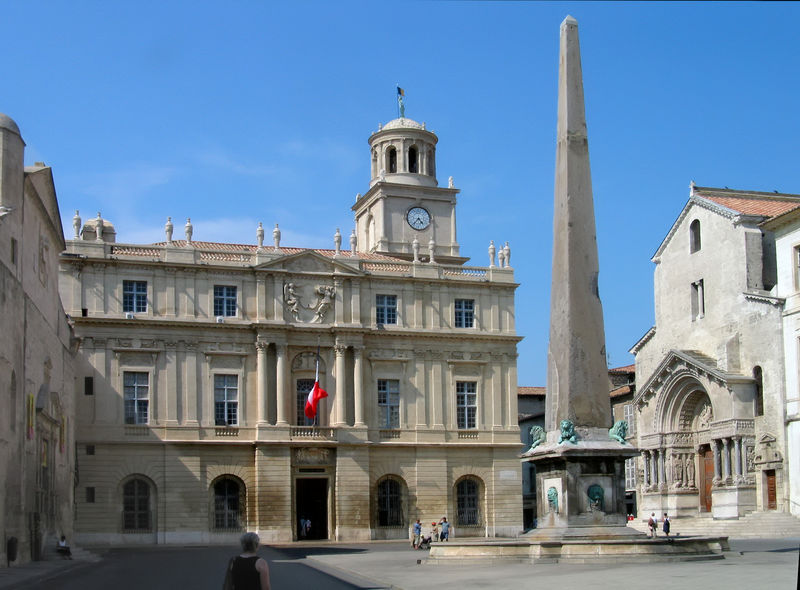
[0,120,76,566]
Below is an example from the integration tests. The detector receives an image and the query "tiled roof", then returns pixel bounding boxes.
[517,386,546,396]
[610,384,633,398]
[693,188,800,219]
[609,364,635,373]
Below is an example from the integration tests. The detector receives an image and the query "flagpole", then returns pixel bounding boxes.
[314,337,320,427]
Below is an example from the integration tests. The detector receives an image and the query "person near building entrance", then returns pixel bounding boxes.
[662,513,671,537]
[222,532,271,590]
[412,519,422,549]
[648,513,658,538]
[57,535,72,559]
[439,517,450,541]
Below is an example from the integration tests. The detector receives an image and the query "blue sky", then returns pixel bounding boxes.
[3,2,798,386]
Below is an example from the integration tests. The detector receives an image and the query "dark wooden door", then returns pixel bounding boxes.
[700,448,714,512]
[766,470,777,510]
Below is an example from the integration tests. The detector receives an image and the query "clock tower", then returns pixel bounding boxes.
[352,117,464,263]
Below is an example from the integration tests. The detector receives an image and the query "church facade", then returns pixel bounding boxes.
[59,117,523,545]
[631,185,799,520]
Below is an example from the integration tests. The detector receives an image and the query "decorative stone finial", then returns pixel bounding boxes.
[412,237,420,263]
[165,217,173,243]
[498,248,506,268]
[350,229,357,255]
[448,176,454,189]
[488,240,496,267]
[72,210,81,239]
[503,241,511,267]
[379,168,386,182]
[428,237,436,264]
[378,123,382,131]
[334,228,342,255]
[690,180,696,196]
[273,223,281,250]
[422,122,426,130]
[95,212,103,242]
[256,222,264,249]
[185,218,193,243]
[356,193,362,200]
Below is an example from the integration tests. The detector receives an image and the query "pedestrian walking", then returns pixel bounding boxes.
[222,532,271,590]
[412,519,422,549]
[662,513,671,537]
[647,513,658,538]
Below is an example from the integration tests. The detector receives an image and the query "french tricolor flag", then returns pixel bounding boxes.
[304,352,328,421]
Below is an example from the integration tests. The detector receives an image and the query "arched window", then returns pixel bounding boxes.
[456,477,480,526]
[122,478,152,532]
[377,477,403,527]
[753,366,764,417]
[214,477,244,531]
[690,220,701,253]
[387,147,397,174]
[408,146,418,173]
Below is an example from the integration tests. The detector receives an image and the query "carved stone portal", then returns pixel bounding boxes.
[283,281,335,323]
[294,447,332,465]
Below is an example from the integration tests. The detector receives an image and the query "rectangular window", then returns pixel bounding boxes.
[625,457,636,490]
[296,379,315,426]
[623,404,636,436]
[377,379,400,428]
[795,246,800,290]
[456,381,477,429]
[214,375,238,426]
[85,487,95,503]
[376,294,397,325]
[454,299,475,328]
[122,280,147,313]
[84,376,94,396]
[123,372,149,424]
[10,237,17,266]
[691,279,704,321]
[213,285,237,317]
[86,445,95,456]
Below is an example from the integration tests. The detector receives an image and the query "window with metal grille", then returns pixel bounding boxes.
[456,381,477,429]
[454,299,474,328]
[456,478,480,526]
[123,479,151,531]
[625,458,637,490]
[377,478,403,526]
[296,378,315,425]
[375,294,397,325]
[214,375,238,426]
[377,379,400,428]
[122,280,147,313]
[213,285,237,317]
[214,478,242,530]
[623,404,636,436]
[123,372,149,425]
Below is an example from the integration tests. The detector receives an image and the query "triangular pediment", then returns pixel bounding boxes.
[254,250,364,276]
[758,433,777,445]
[634,349,752,406]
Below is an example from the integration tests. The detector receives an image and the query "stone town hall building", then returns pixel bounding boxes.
[59,117,523,544]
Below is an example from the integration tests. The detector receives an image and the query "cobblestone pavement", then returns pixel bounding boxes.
[0,538,796,590]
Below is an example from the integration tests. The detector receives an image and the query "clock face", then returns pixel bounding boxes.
[407,207,431,230]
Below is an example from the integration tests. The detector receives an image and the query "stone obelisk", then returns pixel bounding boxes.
[523,16,638,538]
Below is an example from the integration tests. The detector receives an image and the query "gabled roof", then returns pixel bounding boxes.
[652,185,800,261]
[634,349,752,406]
[517,386,546,397]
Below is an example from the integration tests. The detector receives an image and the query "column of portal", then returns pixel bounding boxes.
[353,347,365,427]
[711,440,722,483]
[734,437,743,482]
[642,451,651,489]
[722,438,731,482]
[649,450,658,490]
[658,448,667,490]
